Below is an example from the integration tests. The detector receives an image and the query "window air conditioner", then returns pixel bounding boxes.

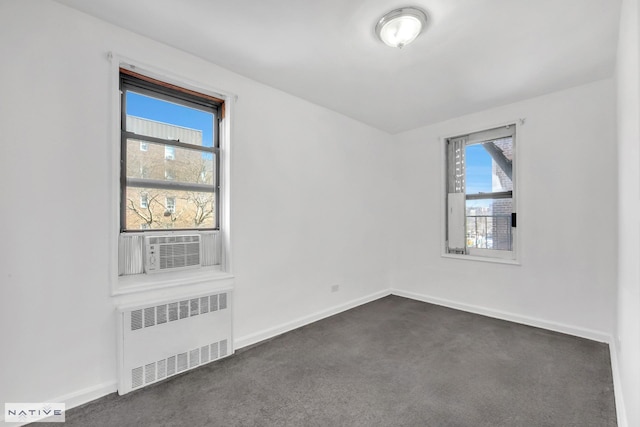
[144,235,202,274]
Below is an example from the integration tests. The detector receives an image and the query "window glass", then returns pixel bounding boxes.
[120,71,220,232]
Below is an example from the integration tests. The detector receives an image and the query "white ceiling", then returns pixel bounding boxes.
[56,0,621,134]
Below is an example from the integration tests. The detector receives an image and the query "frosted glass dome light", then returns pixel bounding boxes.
[376,7,428,48]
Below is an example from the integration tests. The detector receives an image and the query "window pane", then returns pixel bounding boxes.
[126,139,215,186]
[466,199,513,250]
[124,187,215,230]
[125,91,214,148]
[465,137,513,195]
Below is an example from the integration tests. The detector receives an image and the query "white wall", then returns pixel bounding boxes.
[0,0,392,407]
[390,79,618,339]
[616,0,640,425]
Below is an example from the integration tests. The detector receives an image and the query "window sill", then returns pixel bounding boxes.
[441,253,520,266]
[113,266,234,297]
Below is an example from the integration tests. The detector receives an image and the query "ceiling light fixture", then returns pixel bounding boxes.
[375,7,428,49]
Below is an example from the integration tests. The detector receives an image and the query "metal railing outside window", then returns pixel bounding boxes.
[466,215,512,251]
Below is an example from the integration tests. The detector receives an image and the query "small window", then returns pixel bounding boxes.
[120,69,223,232]
[164,146,175,160]
[445,124,516,260]
[165,196,176,214]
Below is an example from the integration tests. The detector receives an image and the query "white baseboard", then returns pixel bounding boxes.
[390,289,611,343]
[50,380,117,411]
[608,339,628,427]
[234,289,391,350]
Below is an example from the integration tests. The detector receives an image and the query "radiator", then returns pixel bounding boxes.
[116,288,233,395]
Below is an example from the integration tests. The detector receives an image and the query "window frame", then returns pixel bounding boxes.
[109,54,235,296]
[119,68,223,233]
[441,121,521,264]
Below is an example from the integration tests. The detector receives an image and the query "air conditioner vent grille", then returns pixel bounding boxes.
[119,231,220,276]
[144,234,201,274]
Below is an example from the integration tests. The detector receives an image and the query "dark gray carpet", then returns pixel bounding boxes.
[38,295,617,426]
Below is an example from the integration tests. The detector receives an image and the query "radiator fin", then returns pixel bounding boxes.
[179,300,189,319]
[167,356,176,377]
[132,367,143,389]
[189,349,200,368]
[157,359,167,379]
[157,304,167,324]
[201,345,210,363]
[211,342,219,360]
[168,302,178,322]
[177,352,188,372]
[200,297,209,314]
[131,310,142,331]
[144,307,155,328]
[190,299,199,317]
[145,362,156,384]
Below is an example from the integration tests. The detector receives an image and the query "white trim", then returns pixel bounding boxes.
[49,381,117,410]
[114,269,234,296]
[107,51,235,296]
[609,339,628,427]
[441,253,521,265]
[390,288,610,342]
[113,279,234,310]
[234,290,391,350]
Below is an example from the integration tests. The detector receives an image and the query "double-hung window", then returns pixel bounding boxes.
[119,69,222,232]
[445,124,517,261]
